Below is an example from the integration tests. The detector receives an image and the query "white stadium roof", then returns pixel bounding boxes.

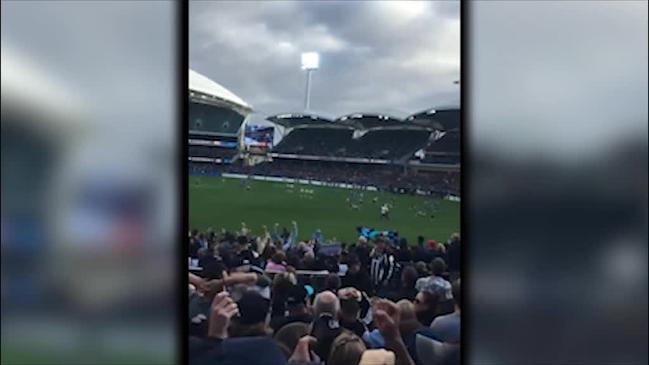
[189,69,252,110]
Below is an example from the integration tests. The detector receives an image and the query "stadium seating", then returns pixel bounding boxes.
[273,128,354,156]
[189,145,238,159]
[189,101,245,135]
[273,128,431,160]
[417,131,460,164]
[351,130,431,159]
[426,131,459,153]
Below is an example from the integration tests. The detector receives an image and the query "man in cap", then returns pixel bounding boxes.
[269,284,313,333]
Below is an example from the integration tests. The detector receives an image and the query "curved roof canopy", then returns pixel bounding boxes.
[267,113,335,128]
[407,108,459,131]
[336,113,406,129]
[189,69,252,111]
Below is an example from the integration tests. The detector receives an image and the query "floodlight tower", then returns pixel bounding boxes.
[301,52,319,110]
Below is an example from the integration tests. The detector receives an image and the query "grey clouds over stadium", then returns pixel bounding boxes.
[189,1,460,117]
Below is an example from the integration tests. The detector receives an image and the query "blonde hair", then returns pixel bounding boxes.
[272,271,297,286]
[397,299,416,321]
[328,331,367,365]
[359,349,395,365]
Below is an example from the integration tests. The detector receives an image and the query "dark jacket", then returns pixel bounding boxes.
[341,270,372,295]
[189,336,287,365]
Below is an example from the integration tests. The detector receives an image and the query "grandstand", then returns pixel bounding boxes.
[187,94,461,195]
[267,113,334,128]
[188,69,252,168]
[273,127,354,156]
[270,113,438,162]
[185,70,460,193]
[348,129,432,160]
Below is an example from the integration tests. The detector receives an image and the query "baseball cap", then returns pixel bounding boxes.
[285,285,308,307]
[236,290,270,325]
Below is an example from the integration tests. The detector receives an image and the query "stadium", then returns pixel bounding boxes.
[188,66,462,364]
[188,69,459,244]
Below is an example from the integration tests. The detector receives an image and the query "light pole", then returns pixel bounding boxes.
[301,52,319,110]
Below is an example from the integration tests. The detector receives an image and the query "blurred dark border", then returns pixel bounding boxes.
[459,2,468,365]
[178,0,189,364]
[463,2,647,365]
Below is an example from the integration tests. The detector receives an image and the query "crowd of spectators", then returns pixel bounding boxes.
[189,226,461,365]
[189,145,238,160]
[190,160,460,196]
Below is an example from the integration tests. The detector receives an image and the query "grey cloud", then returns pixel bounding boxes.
[190,0,460,117]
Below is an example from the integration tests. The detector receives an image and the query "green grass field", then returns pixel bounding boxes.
[189,176,460,244]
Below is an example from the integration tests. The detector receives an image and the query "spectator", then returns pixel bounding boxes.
[286,251,302,269]
[395,239,412,263]
[190,335,286,365]
[313,290,340,319]
[235,235,258,266]
[273,322,310,359]
[328,332,367,365]
[395,299,441,365]
[429,279,461,344]
[414,261,429,278]
[354,236,371,270]
[311,303,343,361]
[412,237,429,263]
[389,266,419,302]
[414,291,439,327]
[260,244,277,266]
[370,238,397,297]
[431,241,447,262]
[301,251,318,270]
[189,237,201,259]
[324,273,342,293]
[269,285,313,333]
[365,299,428,363]
[415,258,452,301]
[446,233,461,274]
[342,255,372,295]
[337,287,368,338]
[271,272,298,317]
[198,247,227,281]
[228,290,271,338]
[396,299,420,339]
[373,299,416,365]
[266,251,287,273]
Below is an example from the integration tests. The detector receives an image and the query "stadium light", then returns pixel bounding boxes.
[301,52,319,70]
[301,52,319,110]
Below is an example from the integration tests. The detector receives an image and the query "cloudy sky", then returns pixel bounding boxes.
[190,1,460,118]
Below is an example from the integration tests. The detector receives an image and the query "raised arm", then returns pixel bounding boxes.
[373,299,415,365]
